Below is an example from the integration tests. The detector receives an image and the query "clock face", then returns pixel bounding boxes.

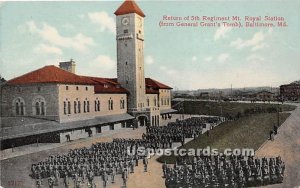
[122,17,129,26]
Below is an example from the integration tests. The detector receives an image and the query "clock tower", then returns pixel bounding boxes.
[115,0,146,112]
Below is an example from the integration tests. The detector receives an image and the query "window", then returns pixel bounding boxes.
[66,86,69,90]
[126,81,128,84]
[78,101,81,113]
[161,98,163,106]
[74,101,77,114]
[85,87,88,91]
[76,86,79,90]
[125,61,128,65]
[84,101,86,113]
[109,98,113,110]
[35,102,40,115]
[87,101,90,112]
[20,102,24,115]
[64,102,67,114]
[147,98,150,107]
[37,87,41,92]
[124,29,128,33]
[120,99,125,109]
[34,97,46,115]
[94,100,101,112]
[68,101,71,114]
[16,102,20,115]
[154,98,157,106]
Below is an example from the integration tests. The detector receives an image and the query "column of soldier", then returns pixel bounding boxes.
[30,116,222,188]
[163,154,285,188]
[143,116,223,147]
[31,139,152,188]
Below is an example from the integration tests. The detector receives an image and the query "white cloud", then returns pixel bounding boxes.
[230,31,265,49]
[214,26,232,41]
[79,55,116,77]
[34,44,63,55]
[27,21,95,53]
[218,53,230,63]
[88,12,116,34]
[251,43,269,51]
[191,56,197,62]
[145,56,154,65]
[204,56,213,62]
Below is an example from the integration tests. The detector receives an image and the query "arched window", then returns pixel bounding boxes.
[87,101,90,112]
[33,97,46,116]
[120,98,125,109]
[74,101,77,114]
[78,101,81,113]
[64,101,67,114]
[146,98,150,107]
[67,101,71,114]
[154,98,157,107]
[95,100,97,111]
[84,101,86,113]
[13,98,26,116]
[97,100,100,111]
[108,98,113,110]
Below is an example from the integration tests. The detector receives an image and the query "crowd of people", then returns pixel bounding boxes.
[143,116,224,146]
[163,154,285,188]
[31,139,150,188]
[29,116,228,188]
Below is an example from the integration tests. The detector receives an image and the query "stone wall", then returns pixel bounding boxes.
[1,84,59,121]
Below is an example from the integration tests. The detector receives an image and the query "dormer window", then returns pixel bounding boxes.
[104,84,108,88]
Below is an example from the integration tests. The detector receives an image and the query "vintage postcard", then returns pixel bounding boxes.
[0,0,299,188]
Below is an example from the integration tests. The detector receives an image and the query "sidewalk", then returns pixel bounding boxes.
[0,127,131,161]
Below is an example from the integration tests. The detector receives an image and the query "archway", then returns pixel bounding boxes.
[136,114,149,127]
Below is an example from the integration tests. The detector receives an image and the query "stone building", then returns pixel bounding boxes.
[0,0,175,149]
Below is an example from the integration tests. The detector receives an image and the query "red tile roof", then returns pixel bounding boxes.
[83,76,129,94]
[145,78,173,89]
[146,88,159,94]
[7,66,96,85]
[114,0,145,17]
[6,66,172,94]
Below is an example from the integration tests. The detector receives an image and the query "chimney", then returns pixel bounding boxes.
[59,59,76,74]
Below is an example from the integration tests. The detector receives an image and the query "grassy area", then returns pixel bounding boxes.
[174,100,296,118]
[157,112,291,163]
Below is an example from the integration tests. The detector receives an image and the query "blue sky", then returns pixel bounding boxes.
[0,0,299,90]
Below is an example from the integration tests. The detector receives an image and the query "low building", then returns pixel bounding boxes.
[0,0,176,150]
